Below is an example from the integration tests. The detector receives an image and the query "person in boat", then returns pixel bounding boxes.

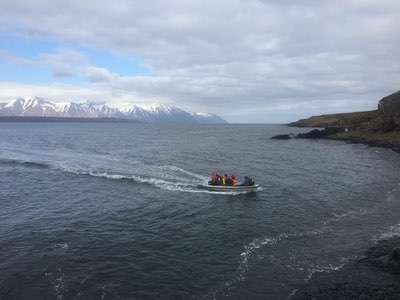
[209,172,218,185]
[242,176,255,186]
[209,173,240,186]
[226,175,233,186]
[222,174,228,185]
[218,174,223,185]
[209,172,223,185]
[230,175,238,186]
[249,177,255,186]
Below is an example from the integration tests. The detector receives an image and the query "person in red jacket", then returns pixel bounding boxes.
[209,172,220,185]
[230,175,238,186]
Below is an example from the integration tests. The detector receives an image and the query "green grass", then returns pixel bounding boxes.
[331,131,400,148]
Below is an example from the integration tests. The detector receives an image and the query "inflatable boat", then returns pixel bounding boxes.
[198,184,260,193]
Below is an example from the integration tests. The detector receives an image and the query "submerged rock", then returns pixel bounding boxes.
[271,134,293,140]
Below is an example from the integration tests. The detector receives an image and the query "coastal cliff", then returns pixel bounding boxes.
[287,90,400,152]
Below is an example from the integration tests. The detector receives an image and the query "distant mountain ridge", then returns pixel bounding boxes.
[0,97,227,124]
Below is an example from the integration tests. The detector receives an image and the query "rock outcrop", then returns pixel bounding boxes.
[287,90,400,152]
[271,134,293,140]
[288,90,400,133]
[374,91,400,132]
[296,128,344,139]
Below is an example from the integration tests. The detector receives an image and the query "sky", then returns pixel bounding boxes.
[0,0,400,123]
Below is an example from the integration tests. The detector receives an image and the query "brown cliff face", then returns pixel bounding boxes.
[378,91,400,115]
[374,91,400,132]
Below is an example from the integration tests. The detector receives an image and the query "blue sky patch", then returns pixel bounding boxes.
[0,34,150,85]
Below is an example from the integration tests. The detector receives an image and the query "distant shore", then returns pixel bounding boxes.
[274,90,400,153]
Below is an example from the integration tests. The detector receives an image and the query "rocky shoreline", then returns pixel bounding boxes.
[329,131,400,153]
[291,237,400,300]
[272,128,400,153]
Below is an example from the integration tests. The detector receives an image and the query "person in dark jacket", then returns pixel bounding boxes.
[242,176,255,186]
[227,175,233,186]
[216,175,222,185]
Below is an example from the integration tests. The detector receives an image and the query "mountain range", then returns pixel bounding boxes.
[0,97,226,124]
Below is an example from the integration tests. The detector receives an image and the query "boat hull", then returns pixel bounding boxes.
[198,184,259,193]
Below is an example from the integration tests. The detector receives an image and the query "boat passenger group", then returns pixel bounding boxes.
[208,172,255,186]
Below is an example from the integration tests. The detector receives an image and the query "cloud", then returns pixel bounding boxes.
[0,0,400,122]
[39,50,86,78]
[84,66,116,83]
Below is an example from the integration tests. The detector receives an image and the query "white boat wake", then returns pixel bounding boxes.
[0,148,259,195]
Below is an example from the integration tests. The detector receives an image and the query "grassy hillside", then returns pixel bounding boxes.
[288,90,400,152]
[288,110,378,129]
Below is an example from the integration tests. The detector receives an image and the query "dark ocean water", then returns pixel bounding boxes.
[1,123,400,300]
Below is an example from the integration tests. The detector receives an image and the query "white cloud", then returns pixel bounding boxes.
[0,82,109,103]
[0,0,400,122]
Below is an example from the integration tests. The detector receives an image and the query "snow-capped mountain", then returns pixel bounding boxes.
[0,97,61,117]
[0,97,227,124]
[127,104,197,123]
[191,112,226,124]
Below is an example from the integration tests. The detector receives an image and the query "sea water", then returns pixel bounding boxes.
[1,123,400,299]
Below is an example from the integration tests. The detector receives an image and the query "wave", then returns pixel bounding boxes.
[69,169,195,190]
[374,224,400,241]
[321,208,370,225]
[62,168,255,195]
[304,262,347,281]
[205,226,336,299]
[42,242,69,257]
[204,230,320,299]
[0,158,50,169]
[159,165,209,181]
[0,153,257,195]
[237,229,324,281]
[284,260,349,299]
[44,267,67,300]
[217,203,379,297]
